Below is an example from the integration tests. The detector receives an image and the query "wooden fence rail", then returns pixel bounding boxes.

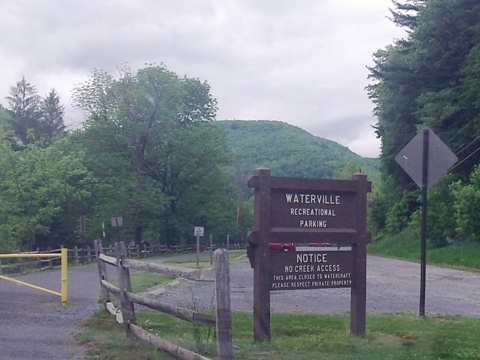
[94,239,233,360]
[1,242,246,275]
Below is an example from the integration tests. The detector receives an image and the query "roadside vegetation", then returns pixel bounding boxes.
[367,0,480,263]
[79,305,480,359]
[368,227,480,271]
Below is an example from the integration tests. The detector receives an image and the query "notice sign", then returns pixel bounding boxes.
[270,250,353,291]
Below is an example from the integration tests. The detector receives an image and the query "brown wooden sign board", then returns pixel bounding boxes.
[247,168,371,341]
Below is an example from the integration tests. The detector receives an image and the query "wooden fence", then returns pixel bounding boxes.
[0,242,246,275]
[94,239,233,360]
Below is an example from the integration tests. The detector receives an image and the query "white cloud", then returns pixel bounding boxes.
[0,0,405,157]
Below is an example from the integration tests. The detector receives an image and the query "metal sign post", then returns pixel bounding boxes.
[420,129,429,317]
[395,127,457,317]
[194,227,204,267]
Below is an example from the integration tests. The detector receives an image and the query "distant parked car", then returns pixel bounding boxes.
[269,243,296,251]
[308,242,330,247]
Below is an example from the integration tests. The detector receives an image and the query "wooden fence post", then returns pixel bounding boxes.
[16,250,24,273]
[36,247,41,269]
[215,248,233,360]
[115,241,136,339]
[74,246,79,265]
[87,246,92,263]
[209,234,213,266]
[94,239,111,302]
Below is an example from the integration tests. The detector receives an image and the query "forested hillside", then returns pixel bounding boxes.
[368,0,480,246]
[0,76,380,253]
[215,120,379,182]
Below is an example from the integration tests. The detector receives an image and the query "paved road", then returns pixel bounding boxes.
[0,265,103,360]
[1,255,480,359]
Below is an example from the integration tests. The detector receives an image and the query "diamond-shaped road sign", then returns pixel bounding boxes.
[395,127,457,189]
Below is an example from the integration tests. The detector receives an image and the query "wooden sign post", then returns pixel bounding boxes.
[247,168,371,341]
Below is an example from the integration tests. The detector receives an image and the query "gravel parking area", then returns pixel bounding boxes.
[158,255,480,317]
[1,254,479,359]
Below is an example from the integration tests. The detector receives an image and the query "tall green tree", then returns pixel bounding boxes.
[39,88,66,145]
[368,0,480,238]
[72,64,228,244]
[0,132,94,251]
[5,76,41,146]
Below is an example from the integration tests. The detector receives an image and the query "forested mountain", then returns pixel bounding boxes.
[368,0,480,246]
[214,120,380,183]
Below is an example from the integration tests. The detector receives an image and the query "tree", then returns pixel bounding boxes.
[388,0,425,32]
[39,88,66,145]
[0,105,12,126]
[5,76,41,146]
[72,64,228,244]
[452,166,480,243]
[368,0,480,240]
[5,77,67,148]
[0,132,94,251]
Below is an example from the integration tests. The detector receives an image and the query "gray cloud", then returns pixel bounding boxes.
[0,0,404,157]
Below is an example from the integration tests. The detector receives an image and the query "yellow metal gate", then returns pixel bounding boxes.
[0,248,68,304]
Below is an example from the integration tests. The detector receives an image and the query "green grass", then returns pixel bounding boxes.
[109,272,176,294]
[129,272,176,293]
[78,310,480,359]
[164,249,246,266]
[368,228,480,270]
[426,245,480,270]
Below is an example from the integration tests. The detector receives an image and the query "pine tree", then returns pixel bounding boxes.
[5,76,41,146]
[5,78,66,147]
[39,89,66,145]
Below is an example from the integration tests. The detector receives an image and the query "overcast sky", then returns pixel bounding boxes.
[1,0,406,158]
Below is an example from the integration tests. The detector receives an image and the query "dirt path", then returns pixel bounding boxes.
[1,255,479,359]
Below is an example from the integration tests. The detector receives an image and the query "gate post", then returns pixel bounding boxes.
[60,247,68,305]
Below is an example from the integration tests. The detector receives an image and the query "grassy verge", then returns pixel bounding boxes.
[128,272,177,293]
[164,249,246,267]
[78,310,480,359]
[368,228,480,270]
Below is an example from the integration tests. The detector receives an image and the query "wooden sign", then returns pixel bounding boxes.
[247,168,371,341]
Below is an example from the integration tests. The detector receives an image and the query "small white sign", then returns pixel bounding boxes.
[194,226,204,236]
[111,216,123,227]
